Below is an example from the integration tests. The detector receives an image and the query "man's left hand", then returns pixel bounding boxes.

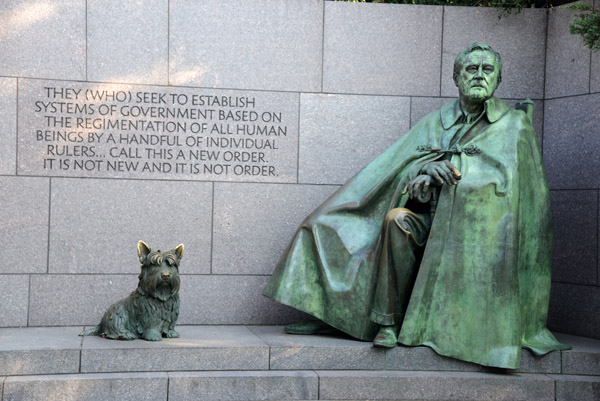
[402,174,437,201]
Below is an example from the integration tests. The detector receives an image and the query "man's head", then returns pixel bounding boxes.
[453,43,502,105]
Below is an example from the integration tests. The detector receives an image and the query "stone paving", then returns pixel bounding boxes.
[0,326,598,400]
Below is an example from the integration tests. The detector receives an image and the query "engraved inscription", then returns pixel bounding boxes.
[18,80,299,183]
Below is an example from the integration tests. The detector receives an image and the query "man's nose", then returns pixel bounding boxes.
[162,272,170,280]
[475,65,484,78]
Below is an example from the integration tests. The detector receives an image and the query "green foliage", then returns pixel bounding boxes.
[334,0,599,49]
[333,0,565,15]
[567,3,600,52]
[335,0,539,12]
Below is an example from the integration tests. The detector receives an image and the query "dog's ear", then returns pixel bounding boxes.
[173,244,184,264]
[138,241,152,264]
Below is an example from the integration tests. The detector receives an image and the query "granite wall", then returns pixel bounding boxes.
[543,1,600,339]
[0,0,598,339]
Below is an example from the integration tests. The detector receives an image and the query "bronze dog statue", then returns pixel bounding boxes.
[80,241,183,341]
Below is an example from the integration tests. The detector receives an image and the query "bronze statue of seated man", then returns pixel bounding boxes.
[263,43,569,369]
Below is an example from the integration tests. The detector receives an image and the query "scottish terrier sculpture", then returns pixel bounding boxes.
[80,241,183,341]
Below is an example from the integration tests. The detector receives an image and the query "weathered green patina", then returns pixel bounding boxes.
[263,43,569,369]
[80,241,183,341]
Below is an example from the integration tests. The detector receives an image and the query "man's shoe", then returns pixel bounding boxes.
[373,326,398,348]
[284,319,332,335]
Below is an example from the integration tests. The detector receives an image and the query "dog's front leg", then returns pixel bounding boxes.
[142,329,162,341]
[137,314,164,341]
[164,328,180,338]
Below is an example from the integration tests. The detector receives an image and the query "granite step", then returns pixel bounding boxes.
[0,325,598,400]
[1,326,596,375]
[2,371,599,401]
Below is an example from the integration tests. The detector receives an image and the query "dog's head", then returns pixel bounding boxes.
[136,241,183,301]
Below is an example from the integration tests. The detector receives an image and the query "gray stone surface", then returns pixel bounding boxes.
[592,50,600,93]
[18,79,299,183]
[0,275,29,327]
[387,345,479,372]
[545,8,592,99]
[519,349,562,374]
[548,283,600,339]
[317,370,555,401]
[386,345,560,374]
[48,178,212,274]
[81,326,268,373]
[249,326,386,370]
[0,176,49,273]
[29,274,306,326]
[543,93,600,189]
[0,77,16,175]
[0,0,85,80]
[555,333,600,375]
[87,0,168,85]
[550,190,598,285]
[212,183,338,275]
[169,0,322,92]
[553,374,600,401]
[0,325,598,391]
[0,327,82,375]
[441,7,547,100]
[299,93,410,185]
[251,326,559,374]
[168,371,318,401]
[410,97,453,128]
[29,274,139,326]
[323,3,442,96]
[179,275,307,325]
[3,372,167,401]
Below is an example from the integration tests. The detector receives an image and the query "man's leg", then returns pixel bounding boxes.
[371,207,431,347]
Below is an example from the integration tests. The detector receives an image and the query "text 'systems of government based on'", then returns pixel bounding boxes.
[20,81,298,182]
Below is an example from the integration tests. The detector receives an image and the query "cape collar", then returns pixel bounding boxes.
[440,97,510,130]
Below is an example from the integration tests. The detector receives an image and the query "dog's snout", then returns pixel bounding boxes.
[161,272,170,280]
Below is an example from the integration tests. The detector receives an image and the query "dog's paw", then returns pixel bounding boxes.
[165,329,180,338]
[143,330,162,341]
[120,332,137,340]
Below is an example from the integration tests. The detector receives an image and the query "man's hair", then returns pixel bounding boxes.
[453,42,502,85]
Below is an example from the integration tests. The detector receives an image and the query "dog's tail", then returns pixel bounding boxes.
[79,325,101,336]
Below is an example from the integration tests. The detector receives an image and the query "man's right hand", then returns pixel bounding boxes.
[420,160,462,186]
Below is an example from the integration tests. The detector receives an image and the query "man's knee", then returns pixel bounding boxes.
[384,207,430,246]
[384,208,412,226]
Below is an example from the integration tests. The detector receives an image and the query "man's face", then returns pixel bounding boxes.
[454,50,500,104]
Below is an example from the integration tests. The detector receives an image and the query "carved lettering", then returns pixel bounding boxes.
[18,80,298,182]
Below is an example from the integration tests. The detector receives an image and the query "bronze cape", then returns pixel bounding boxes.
[263,97,569,369]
